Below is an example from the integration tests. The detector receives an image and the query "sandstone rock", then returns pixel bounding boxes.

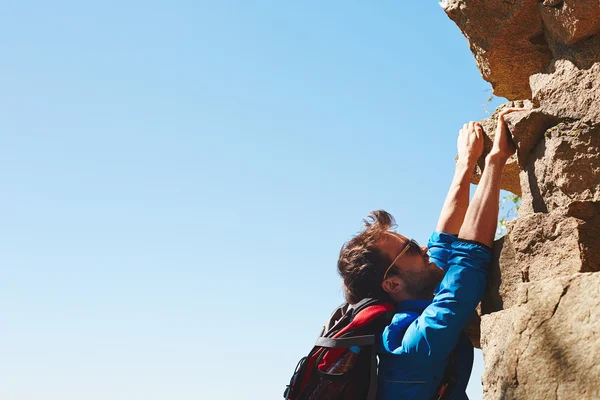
[479,307,517,399]
[481,273,600,400]
[490,62,600,213]
[504,108,559,167]
[530,60,600,124]
[442,1,600,100]
[510,205,600,277]
[463,310,482,349]
[540,0,600,45]
[519,120,600,214]
[481,234,520,315]
[547,30,600,71]
[481,203,600,314]
[444,1,600,398]
[441,0,552,100]
[541,0,564,7]
[564,200,600,220]
[471,62,600,190]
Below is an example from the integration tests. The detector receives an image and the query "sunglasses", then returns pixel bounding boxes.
[383,238,422,280]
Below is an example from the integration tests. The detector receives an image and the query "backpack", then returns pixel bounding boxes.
[283,298,395,400]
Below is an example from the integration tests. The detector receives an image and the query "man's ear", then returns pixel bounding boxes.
[382,276,404,294]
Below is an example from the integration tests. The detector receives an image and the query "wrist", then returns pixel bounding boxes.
[452,160,475,188]
[456,157,477,171]
[485,152,509,167]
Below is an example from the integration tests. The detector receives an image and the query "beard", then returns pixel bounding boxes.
[401,264,446,300]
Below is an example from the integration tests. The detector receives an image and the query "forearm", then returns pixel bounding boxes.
[458,154,506,248]
[436,161,474,235]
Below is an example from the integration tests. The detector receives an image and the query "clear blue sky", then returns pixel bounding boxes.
[1,2,507,399]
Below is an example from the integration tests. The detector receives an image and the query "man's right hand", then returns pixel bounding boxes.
[489,108,524,162]
[457,121,484,168]
[459,107,526,247]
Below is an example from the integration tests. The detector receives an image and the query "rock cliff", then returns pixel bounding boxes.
[442,1,600,398]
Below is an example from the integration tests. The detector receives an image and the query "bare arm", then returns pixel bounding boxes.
[459,108,523,248]
[436,122,483,235]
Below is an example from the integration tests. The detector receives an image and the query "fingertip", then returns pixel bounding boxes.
[474,124,482,138]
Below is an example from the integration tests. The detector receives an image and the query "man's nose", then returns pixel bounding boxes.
[420,245,428,255]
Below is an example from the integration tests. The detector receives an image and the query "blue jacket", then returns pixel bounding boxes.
[377,232,492,400]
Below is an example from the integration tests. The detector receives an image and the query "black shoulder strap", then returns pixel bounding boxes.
[351,297,384,316]
[367,345,378,400]
[435,348,459,400]
[320,302,350,337]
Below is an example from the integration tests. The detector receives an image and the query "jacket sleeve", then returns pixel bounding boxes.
[391,239,492,361]
[427,231,459,273]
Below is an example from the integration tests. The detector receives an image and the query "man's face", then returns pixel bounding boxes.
[378,232,445,300]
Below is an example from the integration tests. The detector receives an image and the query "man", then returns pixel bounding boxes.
[337,108,522,399]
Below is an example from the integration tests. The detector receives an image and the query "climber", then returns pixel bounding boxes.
[336,108,523,399]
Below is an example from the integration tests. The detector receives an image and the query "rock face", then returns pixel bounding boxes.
[442,0,552,100]
[482,203,600,314]
[444,1,600,398]
[441,0,600,101]
[481,273,600,400]
[541,0,600,45]
[530,60,600,124]
[520,120,600,214]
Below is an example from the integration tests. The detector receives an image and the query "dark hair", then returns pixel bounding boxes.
[337,210,396,304]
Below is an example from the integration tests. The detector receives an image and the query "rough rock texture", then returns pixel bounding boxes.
[442,0,551,100]
[547,29,600,71]
[503,106,558,168]
[480,234,519,315]
[480,273,600,400]
[479,307,517,399]
[442,0,600,100]
[463,310,482,349]
[519,120,600,215]
[444,2,600,398]
[530,60,600,124]
[540,0,600,45]
[470,61,600,205]
[481,202,600,314]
